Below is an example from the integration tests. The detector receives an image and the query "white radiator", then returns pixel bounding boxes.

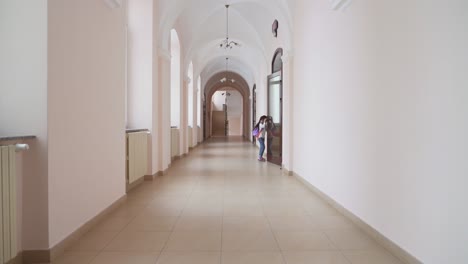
[188,126,193,148]
[171,128,179,158]
[126,132,149,185]
[0,145,17,264]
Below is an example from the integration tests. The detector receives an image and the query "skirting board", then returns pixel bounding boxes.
[126,177,144,192]
[6,253,22,264]
[294,172,422,264]
[281,166,294,176]
[22,195,127,264]
[144,169,168,181]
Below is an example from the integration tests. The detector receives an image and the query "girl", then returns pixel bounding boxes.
[253,115,268,161]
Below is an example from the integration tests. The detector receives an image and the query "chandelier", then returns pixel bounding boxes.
[221,58,235,83]
[219,5,240,49]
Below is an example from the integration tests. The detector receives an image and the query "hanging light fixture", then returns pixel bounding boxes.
[220,57,236,83]
[219,5,240,49]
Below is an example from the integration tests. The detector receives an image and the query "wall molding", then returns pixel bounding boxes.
[293,172,422,264]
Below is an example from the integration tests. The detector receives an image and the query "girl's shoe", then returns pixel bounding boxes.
[258,157,266,162]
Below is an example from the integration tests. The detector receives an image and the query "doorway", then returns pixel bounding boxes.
[252,84,257,143]
[267,48,283,166]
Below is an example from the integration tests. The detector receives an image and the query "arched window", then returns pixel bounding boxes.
[170,29,181,127]
[272,48,283,73]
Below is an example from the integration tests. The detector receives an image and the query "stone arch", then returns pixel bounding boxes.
[204,71,251,139]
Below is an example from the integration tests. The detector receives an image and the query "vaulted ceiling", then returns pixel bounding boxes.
[158,0,293,92]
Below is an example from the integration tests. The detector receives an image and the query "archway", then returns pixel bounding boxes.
[204,72,251,139]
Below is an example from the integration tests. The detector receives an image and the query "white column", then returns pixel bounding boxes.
[282,51,294,173]
[191,77,198,147]
[158,48,171,170]
[181,76,189,154]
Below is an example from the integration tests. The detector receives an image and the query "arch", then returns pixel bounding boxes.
[272,48,283,73]
[204,71,251,139]
[158,0,294,85]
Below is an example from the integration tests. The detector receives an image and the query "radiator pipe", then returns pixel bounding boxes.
[15,144,30,152]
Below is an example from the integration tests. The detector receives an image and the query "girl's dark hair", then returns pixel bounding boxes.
[254,115,268,130]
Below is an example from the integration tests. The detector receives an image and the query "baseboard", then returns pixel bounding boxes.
[6,252,22,264]
[281,166,294,176]
[126,177,144,192]
[293,172,422,264]
[22,195,127,264]
[144,169,168,181]
[22,250,49,264]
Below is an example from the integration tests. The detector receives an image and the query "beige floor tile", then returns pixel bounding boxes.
[343,250,404,264]
[89,252,159,264]
[223,216,271,231]
[173,216,223,231]
[222,230,279,251]
[66,231,119,252]
[156,252,221,264]
[104,231,170,252]
[143,204,184,217]
[313,215,355,230]
[92,216,132,232]
[263,205,307,216]
[149,197,188,208]
[109,204,146,220]
[221,252,284,264]
[324,229,380,250]
[223,204,265,217]
[268,216,319,231]
[164,232,222,251]
[125,215,178,232]
[51,252,98,264]
[182,202,224,216]
[282,251,350,264]
[223,196,261,205]
[274,231,336,251]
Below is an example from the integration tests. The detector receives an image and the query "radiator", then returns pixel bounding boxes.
[126,132,149,185]
[0,145,17,264]
[171,128,179,158]
[188,126,193,148]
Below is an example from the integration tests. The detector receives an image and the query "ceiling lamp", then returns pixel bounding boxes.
[219,5,240,49]
[221,57,236,83]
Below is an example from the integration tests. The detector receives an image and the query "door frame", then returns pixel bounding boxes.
[252,84,257,143]
[267,71,283,166]
[267,48,283,166]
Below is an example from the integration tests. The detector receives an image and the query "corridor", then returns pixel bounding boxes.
[2,0,467,263]
[53,138,402,264]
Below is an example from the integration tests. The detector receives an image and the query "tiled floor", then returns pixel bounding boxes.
[52,137,404,264]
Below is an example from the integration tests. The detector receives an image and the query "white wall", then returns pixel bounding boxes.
[170,30,181,127]
[48,0,126,247]
[227,91,243,136]
[212,91,225,111]
[292,0,468,263]
[0,0,49,250]
[127,0,153,130]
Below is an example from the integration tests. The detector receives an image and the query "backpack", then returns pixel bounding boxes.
[252,127,259,137]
